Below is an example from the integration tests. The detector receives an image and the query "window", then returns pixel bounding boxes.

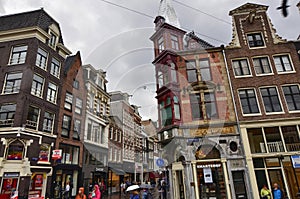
[190,92,217,120]
[171,35,179,50]
[186,60,197,83]
[35,48,48,70]
[50,58,60,78]
[3,72,23,94]
[273,55,293,73]
[73,119,81,139]
[43,111,54,133]
[158,36,164,53]
[26,106,40,130]
[159,97,172,126]
[282,85,300,111]
[253,57,272,75]
[174,96,180,120]
[247,33,264,47]
[9,45,28,65]
[49,32,57,48]
[38,144,50,163]
[200,59,211,81]
[31,74,44,98]
[232,59,251,77]
[64,92,73,110]
[204,92,217,119]
[260,87,282,113]
[0,104,16,126]
[46,82,57,103]
[73,80,79,89]
[170,63,177,83]
[6,140,24,160]
[60,144,79,165]
[62,115,71,137]
[75,98,83,114]
[238,89,260,114]
[190,93,203,120]
[157,67,169,88]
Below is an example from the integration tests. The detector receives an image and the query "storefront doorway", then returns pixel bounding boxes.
[196,162,226,199]
[0,173,19,199]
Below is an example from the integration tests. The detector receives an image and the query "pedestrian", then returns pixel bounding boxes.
[273,183,282,199]
[129,190,140,199]
[65,182,70,199]
[94,185,101,199]
[161,181,167,199]
[260,185,271,199]
[75,187,87,199]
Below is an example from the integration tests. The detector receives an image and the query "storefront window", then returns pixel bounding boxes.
[59,144,79,165]
[6,140,24,160]
[38,144,50,163]
[0,173,19,199]
[197,162,226,198]
[29,173,44,199]
[282,126,300,151]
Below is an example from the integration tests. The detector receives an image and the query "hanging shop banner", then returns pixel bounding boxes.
[291,155,300,168]
[203,168,213,183]
[52,149,62,160]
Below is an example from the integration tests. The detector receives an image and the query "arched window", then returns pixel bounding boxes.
[6,140,24,160]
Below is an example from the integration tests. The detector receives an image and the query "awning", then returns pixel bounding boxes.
[110,167,126,175]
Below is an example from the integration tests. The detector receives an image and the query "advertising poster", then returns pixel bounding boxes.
[203,168,213,183]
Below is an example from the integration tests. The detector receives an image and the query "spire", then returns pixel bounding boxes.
[158,0,180,28]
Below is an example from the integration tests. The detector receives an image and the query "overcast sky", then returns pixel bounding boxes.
[1,0,299,121]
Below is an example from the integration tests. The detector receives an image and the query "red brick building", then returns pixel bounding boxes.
[225,3,300,198]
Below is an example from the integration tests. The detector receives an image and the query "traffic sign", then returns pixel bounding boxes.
[156,158,165,167]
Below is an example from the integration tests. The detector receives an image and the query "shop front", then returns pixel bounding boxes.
[0,173,19,199]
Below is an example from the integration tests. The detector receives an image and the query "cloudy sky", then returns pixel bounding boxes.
[1,0,299,121]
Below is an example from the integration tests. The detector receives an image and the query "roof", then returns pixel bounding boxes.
[229,3,268,15]
[0,8,64,44]
[185,31,214,49]
[63,51,81,74]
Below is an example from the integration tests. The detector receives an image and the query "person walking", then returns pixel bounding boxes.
[94,184,101,199]
[65,182,70,199]
[75,187,87,199]
[260,185,271,199]
[273,183,282,199]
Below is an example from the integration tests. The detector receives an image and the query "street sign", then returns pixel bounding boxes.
[156,158,165,167]
[291,155,300,168]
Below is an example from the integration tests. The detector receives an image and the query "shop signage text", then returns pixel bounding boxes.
[197,164,221,168]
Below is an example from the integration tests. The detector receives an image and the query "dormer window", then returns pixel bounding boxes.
[49,32,57,48]
[247,33,264,48]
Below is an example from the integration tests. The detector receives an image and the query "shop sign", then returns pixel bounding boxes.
[291,155,300,168]
[95,168,104,172]
[203,168,213,183]
[4,173,19,178]
[197,164,221,168]
[52,149,62,160]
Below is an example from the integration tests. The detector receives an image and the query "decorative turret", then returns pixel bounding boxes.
[158,0,180,28]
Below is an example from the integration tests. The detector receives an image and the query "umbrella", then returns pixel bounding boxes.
[126,184,140,192]
[140,184,151,189]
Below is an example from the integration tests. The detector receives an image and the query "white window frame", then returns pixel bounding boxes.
[231,58,252,78]
[50,57,60,78]
[281,84,300,113]
[252,56,273,76]
[247,32,265,49]
[31,74,44,98]
[36,47,48,70]
[238,88,261,116]
[2,72,23,94]
[273,54,295,74]
[259,86,284,115]
[9,45,28,65]
[46,82,58,104]
[43,111,55,133]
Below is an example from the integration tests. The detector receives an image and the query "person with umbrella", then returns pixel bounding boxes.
[140,184,153,199]
[126,185,140,199]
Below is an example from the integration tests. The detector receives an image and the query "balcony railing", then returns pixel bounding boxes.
[0,119,14,127]
[26,120,38,130]
[286,143,300,152]
[260,141,284,153]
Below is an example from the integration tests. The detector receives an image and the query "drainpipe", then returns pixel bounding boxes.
[222,47,253,199]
